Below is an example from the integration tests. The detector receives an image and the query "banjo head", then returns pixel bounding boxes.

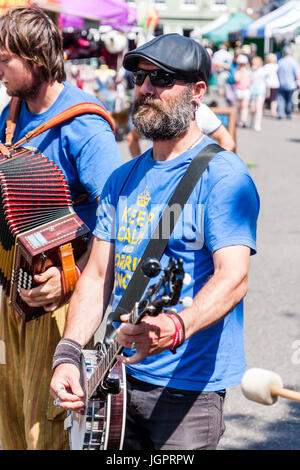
[65,349,126,450]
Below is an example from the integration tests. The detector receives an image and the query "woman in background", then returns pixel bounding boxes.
[263,53,279,118]
[249,56,266,132]
[234,54,251,128]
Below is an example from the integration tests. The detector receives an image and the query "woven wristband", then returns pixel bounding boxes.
[166,313,186,354]
[52,338,82,371]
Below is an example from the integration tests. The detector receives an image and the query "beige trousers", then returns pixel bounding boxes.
[0,293,69,450]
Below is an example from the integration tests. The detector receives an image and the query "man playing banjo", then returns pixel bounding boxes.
[50,33,259,450]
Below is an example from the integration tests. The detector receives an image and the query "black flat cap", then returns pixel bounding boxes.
[123,33,211,84]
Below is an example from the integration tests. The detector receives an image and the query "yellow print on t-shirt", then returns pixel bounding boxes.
[114,187,155,290]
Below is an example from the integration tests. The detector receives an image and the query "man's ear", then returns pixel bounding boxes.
[193,81,206,104]
[31,61,42,74]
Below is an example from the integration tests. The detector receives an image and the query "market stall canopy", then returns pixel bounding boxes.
[272,21,300,42]
[34,0,137,30]
[191,13,230,39]
[202,11,252,43]
[241,1,300,39]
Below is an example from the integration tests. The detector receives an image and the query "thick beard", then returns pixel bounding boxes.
[132,85,194,141]
[8,68,44,101]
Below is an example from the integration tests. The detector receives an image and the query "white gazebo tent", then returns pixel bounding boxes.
[191,13,230,40]
[242,1,300,53]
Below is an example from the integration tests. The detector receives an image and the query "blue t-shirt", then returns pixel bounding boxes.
[0,81,122,231]
[94,136,260,391]
[277,56,300,91]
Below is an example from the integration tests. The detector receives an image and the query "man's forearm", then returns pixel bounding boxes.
[63,272,112,347]
[181,268,248,339]
[116,246,251,365]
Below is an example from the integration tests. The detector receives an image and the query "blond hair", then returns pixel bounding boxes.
[265,53,277,64]
[251,55,263,67]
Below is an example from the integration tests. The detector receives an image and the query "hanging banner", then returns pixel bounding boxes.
[0,0,30,15]
[137,1,159,33]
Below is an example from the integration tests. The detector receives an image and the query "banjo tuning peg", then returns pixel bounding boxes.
[141,257,162,278]
[180,296,193,308]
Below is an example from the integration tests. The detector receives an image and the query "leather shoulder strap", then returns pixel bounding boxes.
[5,97,22,146]
[6,101,116,149]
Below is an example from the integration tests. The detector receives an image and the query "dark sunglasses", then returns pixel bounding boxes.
[132,69,179,88]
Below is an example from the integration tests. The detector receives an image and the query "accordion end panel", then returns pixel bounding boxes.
[0,146,90,322]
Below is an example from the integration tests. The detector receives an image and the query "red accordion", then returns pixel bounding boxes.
[0,146,89,321]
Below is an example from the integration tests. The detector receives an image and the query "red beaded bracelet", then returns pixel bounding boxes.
[166,313,186,354]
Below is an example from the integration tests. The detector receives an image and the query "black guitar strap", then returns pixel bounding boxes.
[102,143,223,348]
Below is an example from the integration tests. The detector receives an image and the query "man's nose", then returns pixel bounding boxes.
[138,74,156,94]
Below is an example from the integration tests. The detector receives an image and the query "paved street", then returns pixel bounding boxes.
[118,103,300,450]
[217,111,300,450]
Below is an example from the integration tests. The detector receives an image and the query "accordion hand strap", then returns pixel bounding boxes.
[59,242,80,305]
[5,101,116,149]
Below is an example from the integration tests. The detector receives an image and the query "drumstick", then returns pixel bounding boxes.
[241,368,300,405]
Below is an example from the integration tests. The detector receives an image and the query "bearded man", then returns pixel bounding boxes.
[0,7,122,450]
[50,34,260,450]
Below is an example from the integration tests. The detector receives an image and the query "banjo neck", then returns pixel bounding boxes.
[87,302,141,399]
[87,338,123,399]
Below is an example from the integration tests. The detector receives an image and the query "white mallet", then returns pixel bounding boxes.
[241,368,300,406]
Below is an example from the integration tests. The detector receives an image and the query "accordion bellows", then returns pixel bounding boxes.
[0,147,89,321]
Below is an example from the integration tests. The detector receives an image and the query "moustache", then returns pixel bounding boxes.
[133,95,163,112]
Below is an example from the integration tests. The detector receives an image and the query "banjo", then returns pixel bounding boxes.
[65,257,192,450]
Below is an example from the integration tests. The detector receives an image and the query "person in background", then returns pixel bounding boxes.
[224,47,241,107]
[212,43,232,97]
[248,43,258,62]
[263,53,279,118]
[234,54,251,128]
[241,44,251,60]
[196,102,236,151]
[127,102,236,157]
[249,56,267,132]
[95,62,117,111]
[0,6,122,450]
[276,45,300,119]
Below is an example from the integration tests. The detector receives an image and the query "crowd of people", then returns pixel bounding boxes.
[61,40,300,146]
[211,42,300,132]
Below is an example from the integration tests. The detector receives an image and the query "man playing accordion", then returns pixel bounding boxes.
[0,6,122,450]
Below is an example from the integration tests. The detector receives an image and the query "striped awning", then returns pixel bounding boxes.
[242,1,300,38]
